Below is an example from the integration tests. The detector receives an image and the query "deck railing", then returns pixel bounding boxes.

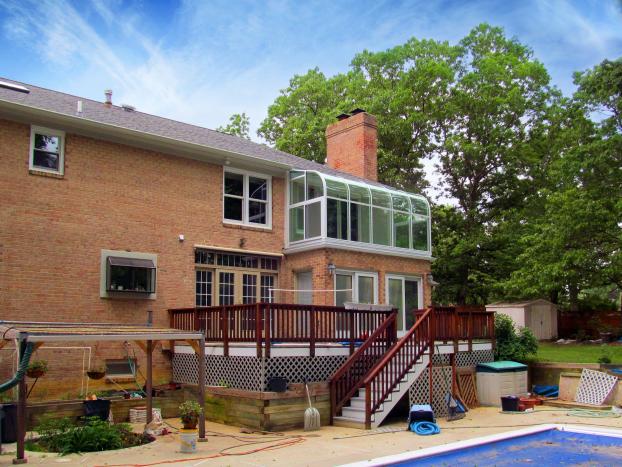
[414,306,496,350]
[169,303,394,357]
[329,311,398,422]
[362,308,433,428]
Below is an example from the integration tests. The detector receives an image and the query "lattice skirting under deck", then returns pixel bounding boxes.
[409,349,494,416]
[172,354,347,391]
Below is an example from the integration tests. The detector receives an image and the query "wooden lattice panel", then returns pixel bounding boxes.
[456,369,479,408]
[574,369,618,406]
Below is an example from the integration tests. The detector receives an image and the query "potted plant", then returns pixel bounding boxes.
[86,365,106,380]
[179,400,202,429]
[26,360,48,379]
[178,400,203,453]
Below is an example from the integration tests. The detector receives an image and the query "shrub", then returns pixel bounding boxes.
[598,346,612,364]
[179,400,203,429]
[34,416,147,455]
[494,314,538,362]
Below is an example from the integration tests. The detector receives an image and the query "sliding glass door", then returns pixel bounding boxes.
[386,275,422,335]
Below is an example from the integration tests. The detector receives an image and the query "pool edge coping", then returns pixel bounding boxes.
[338,424,622,467]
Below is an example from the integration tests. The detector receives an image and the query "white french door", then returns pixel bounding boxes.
[385,275,422,336]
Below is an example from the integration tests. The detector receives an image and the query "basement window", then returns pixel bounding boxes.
[106,256,156,293]
[105,359,137,379]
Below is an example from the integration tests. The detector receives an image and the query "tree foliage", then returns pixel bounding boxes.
[217,113,251,139]
[258,25,621,311]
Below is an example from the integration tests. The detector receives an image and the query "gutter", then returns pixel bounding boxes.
[0,98,292,173]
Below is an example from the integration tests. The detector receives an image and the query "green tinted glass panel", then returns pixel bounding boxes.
[350,203,370,243]
[326,179,348,199]
[372,207,391,245]
[394,211,410,248]
[289,207,304,242]
[349,184,370,204]
[305,201,321,238]
[327,198,348,239]
[371,189,391,208]
[411,197,429,215]
[412,215,428,251]
[306,172,324,200]
[290,173,305,204]
[392,193,410,212]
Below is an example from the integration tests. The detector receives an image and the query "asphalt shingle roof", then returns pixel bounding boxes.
[0,77,395,189]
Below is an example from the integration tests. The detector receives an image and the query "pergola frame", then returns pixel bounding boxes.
[0,321,206,465]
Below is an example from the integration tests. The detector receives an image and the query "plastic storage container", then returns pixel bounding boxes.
[501,395,520,412]
[476,361,528,407]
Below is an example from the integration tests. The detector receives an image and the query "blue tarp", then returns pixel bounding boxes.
[532,384,559,398]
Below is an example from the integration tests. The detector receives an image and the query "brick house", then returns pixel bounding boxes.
[0,78,493,428]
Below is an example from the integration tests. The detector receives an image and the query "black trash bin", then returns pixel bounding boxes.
[83,399,111,421]
[1,404,18,443]
[500,395,520,412]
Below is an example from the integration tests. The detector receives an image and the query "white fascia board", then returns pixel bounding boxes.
[284,237,434,261]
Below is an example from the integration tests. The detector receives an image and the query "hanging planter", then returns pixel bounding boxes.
[26,360,48,379]
[86,367,106,380]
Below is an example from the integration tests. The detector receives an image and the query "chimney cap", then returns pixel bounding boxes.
[336,113,350,121]
[350,108,366,115]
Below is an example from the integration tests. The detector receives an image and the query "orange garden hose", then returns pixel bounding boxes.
[95,436,306,467]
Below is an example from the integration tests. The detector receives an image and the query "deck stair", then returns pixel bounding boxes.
[330,308,434,429]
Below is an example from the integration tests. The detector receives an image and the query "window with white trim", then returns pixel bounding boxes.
[30,126,65,175]
[223,169,271,227]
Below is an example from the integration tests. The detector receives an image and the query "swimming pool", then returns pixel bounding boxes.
[341,425,622,466]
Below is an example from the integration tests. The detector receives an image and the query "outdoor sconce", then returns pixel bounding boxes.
[327,263,336,276]
[427,274,440,288]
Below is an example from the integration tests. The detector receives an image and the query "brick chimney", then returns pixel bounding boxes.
[325,109,377,181]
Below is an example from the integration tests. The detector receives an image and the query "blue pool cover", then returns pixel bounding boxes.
[392,429,622,466]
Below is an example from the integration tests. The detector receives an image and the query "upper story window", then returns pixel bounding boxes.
[29,126,65,175]
[288,170,431,255]
[223,168,271,228]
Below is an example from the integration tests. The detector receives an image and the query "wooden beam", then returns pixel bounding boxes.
[146,340,153,425]
[14,342,27,465]
[184,339,201,355]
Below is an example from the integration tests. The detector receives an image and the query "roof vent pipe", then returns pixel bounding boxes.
[104,89,112,107]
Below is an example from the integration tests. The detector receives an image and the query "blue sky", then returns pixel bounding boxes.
[1,0,621,195]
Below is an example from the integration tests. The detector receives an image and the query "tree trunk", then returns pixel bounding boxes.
[568,284,579,313]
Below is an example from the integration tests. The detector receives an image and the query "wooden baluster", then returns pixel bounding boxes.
[310,306,316,358]
[265,304,271,358]
[222,307,229,357]
[256,303,262,358]
[349,312,355,355]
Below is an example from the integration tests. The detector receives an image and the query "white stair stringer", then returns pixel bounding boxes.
[334,353,430,429]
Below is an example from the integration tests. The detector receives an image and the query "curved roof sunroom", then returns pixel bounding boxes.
[287,170,431,256]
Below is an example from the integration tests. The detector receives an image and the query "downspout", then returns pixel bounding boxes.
[0,339,34,393]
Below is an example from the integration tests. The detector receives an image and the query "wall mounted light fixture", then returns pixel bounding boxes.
[327,263,336,276]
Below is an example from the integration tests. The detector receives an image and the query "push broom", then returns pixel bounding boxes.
[304,380,320,431]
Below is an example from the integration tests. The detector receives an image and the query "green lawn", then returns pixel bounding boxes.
[534,342,622,364]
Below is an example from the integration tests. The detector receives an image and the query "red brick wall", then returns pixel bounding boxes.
[282,249,432,307]
[0,118,285,397]
[326,112,378,181]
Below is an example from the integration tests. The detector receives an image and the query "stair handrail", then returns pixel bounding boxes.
[329,310,398,421]
[362,307,433,428]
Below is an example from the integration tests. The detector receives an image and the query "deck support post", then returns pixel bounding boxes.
[197,335,206,441]
[14,341,27,465]
[146,340,153,425]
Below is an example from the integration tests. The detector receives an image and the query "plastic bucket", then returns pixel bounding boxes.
[180,429,198,453]
[83,399,111,421]
[500,396,520,412]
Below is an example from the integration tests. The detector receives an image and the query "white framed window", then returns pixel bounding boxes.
[223,168,272,228]
[334,270,378,306]
[29,126,65,175]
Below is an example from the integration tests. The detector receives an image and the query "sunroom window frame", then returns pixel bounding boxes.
[223,167,272,229]
[286,170,432,258]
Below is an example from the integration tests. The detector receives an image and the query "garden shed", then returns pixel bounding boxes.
[486,299,558,340]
